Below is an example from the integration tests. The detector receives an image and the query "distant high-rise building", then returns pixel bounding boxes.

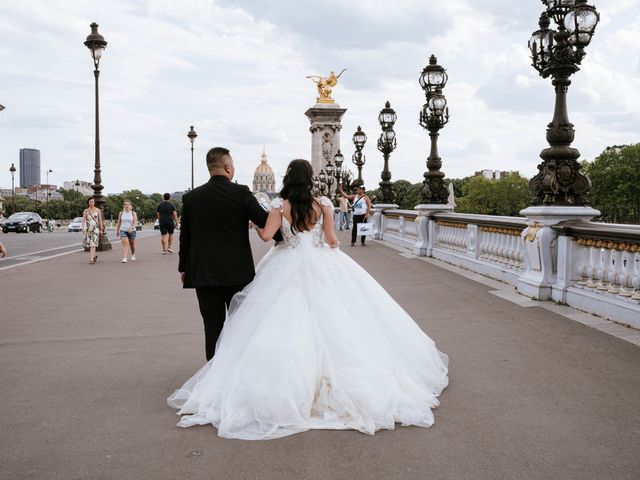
[19,148,41,188]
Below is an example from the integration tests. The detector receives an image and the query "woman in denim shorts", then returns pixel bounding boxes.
[115,200,138,263]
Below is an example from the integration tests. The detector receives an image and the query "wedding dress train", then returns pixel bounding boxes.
[168,197,448,440]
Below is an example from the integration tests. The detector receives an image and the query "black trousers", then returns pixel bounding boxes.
[352,214,367,245]
[196,285,246,360]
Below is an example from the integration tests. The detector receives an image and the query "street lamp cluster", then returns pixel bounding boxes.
[418,54,450,205]
[528,0,600,206]
[375,101,398,204]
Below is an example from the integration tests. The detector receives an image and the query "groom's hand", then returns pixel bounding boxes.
[180,272,185,284]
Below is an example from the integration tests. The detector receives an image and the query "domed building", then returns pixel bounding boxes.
[253,148,276,194]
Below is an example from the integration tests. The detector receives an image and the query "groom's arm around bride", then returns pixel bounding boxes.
[178,147,281,360]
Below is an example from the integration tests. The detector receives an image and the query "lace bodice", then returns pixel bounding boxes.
[270,197,333,248]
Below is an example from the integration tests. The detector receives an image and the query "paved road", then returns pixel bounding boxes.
[0,228,159,271]
[0,231,638,480]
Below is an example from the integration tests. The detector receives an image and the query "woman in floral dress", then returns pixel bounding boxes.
[82,197,104,264]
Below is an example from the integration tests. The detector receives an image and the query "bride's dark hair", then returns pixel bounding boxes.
[279,159,319,233]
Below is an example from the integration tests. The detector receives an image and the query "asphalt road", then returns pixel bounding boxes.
[0,228,160,271]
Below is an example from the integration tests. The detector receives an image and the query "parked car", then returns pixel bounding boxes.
[2,212,43,233]
[154,219,160,230]
[68,217,83,232]
[135,221,143,231]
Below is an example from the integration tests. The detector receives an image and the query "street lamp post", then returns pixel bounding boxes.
[325,160,335,200]
[351,126,367,188]
[46,168,52,222]
[376,101,398,204]
[84,22,111,251]
[418,55,450,205]
[9,163,16,214]
[528,0,600,206]
[187,126,198,190]
[318,169,328,197]
[332,150,344,199]
[75,179,80,194]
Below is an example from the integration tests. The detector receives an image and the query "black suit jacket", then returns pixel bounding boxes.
[179,176,276,288]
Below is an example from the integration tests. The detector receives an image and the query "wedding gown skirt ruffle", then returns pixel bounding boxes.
[168,232,449,440]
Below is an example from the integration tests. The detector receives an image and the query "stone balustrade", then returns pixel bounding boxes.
[372,207,640,329]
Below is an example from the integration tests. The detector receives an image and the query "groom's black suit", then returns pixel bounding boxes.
[179,175,279,360]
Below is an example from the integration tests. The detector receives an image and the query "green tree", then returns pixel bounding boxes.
[455,172,530,216]
[583,144,640,223]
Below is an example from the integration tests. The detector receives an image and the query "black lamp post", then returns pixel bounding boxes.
[376,101,398,204]
[325,160,335,199]
[187,125,198,190]
[352,126,367,188]
[75,179,80,194]
[318,169,328,196]
[84,22,111,250]
[418,55,450,204]
[528,0,600,206]
[341,168,353,191]
[312,175,320,196]
[333,150,344,196]
[46,168,52,222]
[9,163,16,213]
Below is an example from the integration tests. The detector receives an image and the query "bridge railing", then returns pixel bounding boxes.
[371,208,640,329]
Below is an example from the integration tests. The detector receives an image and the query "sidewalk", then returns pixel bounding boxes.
[0,231,638,480]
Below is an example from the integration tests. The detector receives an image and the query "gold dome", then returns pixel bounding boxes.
[253,147,276,193]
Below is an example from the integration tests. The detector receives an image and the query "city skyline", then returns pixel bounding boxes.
[1,0,639,194]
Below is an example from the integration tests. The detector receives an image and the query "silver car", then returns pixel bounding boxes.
[68,217,83,232]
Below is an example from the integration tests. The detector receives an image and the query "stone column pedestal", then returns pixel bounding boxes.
[517,205,600,300]
[304,104,347,179]
[412,204,454,257]
[372,203,399,240]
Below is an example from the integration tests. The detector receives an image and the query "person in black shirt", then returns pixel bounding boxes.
[157,193,179,254]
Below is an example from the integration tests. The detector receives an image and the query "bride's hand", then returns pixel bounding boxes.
[329,240,340,249]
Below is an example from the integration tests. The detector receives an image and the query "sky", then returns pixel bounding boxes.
[1,0,639,194]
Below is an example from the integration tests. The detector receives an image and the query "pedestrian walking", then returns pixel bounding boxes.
[339,185,371,246]
[81,197,104,264]
[115,199,138,263]
[157,193,179,255]
[0,240,7,257]
[338,194,351,230]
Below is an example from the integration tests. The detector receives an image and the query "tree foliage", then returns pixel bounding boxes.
[454,172,531,216]
[583,144,640,224]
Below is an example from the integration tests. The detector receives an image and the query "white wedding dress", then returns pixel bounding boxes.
[168,197,449,440]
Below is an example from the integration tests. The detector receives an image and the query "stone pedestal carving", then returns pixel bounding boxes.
[412,203,454,256]
[372,203,399,240]
[517,205,600,300]
[305,104,347,178]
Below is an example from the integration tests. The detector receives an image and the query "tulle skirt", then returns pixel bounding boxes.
[168,234,449,440]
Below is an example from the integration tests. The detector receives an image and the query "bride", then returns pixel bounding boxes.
[168,159,449,440]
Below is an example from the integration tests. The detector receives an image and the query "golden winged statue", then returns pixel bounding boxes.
[306,69,347,104]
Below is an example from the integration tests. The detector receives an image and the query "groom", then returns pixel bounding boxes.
[179,147,281,360]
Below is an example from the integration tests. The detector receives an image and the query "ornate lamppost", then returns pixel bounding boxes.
[418,55,450,205]
[318,169,328,197]
[84,22,111,251]
[527,0,600,206]
[324,160,335,200]
[333,150,344,200]
[375,101,398,204]
[9,163,16,213]
[75,179,80,194]
[187,125,198,190]
[351,126,367,188]
[515,1,601,300]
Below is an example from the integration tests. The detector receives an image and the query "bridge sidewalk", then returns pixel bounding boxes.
[0,231,638,480]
